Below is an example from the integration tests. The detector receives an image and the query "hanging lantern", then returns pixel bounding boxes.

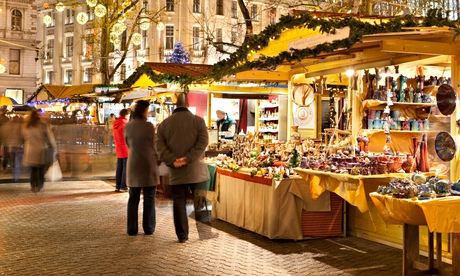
[156,22,165,31]
[131,32,142,46]
[43,15,53,26]
[0,64,5,74]
[94,4,107,17]
[112,22,126,35]
[76,12,89,25]
[86,0,98,8]
[55,2,65,12]
[139,18,150,31]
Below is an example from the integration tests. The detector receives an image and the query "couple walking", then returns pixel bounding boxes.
[125,97,209,242]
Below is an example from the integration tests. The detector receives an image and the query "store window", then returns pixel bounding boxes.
[46,71,54,84]
[9,49,20,75]
[64,69,72,84]
[11,9,22,31]
[65,9,74,25]
[231,1,238,18]
[251,5,258,21]
[166,0,174,12]
[192,27,200,51]
[4,89,23,104]
[65,36,73,58]
[165,25,174,50]
[83,68,92,83]
[216,0,224,15]
[46,38,54,59]
[193,0,200,13]
[216,28,223,51]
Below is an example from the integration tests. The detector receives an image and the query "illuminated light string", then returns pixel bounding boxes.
[28,98,71,106]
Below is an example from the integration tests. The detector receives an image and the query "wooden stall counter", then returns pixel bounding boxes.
[213,168,343,240]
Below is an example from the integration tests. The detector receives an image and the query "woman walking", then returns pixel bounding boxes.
[124,100,159,236]
[23,110,56,192]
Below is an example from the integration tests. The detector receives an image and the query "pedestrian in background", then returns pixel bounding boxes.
[2,116,24,181]
[124,100,159,236]
[113,109,129,192]
[157,94,209,243]
[22,110,56,193]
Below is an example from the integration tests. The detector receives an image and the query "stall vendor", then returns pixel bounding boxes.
[216,110,236,139]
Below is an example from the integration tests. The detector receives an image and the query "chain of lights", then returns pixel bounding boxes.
[28,98,71,106]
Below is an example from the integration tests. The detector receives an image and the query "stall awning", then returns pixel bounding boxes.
[28,85,96,102]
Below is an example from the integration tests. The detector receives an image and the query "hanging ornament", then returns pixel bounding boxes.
[0,64,6,74]
[43,15,53,26]
[55,2,65,12]
[76,12,89,25]
[94,4,107,17]
[131,32,142,46]
[112,22,126,35]
[86,0,98,8]
[139,18,150,31]
[156,22,165,31]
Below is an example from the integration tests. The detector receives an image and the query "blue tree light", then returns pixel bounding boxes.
[166,42,190,64]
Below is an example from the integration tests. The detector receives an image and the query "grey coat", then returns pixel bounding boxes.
[124,119,159,187]
[156,107,209,185]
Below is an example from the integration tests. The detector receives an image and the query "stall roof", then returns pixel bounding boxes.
[28,84,95,102]
[144,62,212,78]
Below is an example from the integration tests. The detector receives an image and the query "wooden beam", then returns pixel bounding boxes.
[381,39,460,56]
[232,70,289,82]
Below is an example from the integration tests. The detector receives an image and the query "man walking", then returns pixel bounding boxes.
[113,109,129,192]
[157,94,209,243]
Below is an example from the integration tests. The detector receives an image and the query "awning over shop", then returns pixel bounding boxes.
[28,84,95,102]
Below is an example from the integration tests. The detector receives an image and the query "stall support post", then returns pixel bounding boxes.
[436,233,442,270]
[207,93,213,127]
[450,56,460,181]
[287,79,293,139]
[453,233,460,275]
[402,224,419,276]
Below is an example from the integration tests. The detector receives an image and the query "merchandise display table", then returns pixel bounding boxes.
[213,168,342,240]
[370,193,460,275]
[295,169,408,213]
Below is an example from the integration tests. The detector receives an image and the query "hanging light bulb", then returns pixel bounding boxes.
[0,64,5,74]
[156,22,165,31]
[43,15,53,26]
[76,12,89,25]
[86,0,98,8]
[55,2,65,12]
[131,32,142,46]
[139,18,150,31]
[94,4,107,17]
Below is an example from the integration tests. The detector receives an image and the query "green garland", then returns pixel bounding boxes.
[210,9,459,81]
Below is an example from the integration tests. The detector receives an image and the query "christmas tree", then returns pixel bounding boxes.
[167,42,190,64]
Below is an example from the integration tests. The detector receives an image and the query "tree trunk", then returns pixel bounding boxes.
[237,0,253,41]
[100,24,110,85]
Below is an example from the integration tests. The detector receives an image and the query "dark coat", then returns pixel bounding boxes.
[156,107,209,185]
[124,119,159,187]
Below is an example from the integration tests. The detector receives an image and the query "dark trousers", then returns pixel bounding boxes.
[115,158,127,189]
[127,186,156,235]
[170,184,196,240]
[30,166,45,192]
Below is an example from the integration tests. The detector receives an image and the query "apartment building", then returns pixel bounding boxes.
[0,0,38,103]
[36,0,284,86]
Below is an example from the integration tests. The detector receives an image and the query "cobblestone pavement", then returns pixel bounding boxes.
[0,181,404,276]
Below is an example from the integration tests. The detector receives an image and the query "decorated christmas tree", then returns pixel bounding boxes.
[167,42,190,64]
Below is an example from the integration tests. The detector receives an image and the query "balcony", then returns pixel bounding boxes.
[192,50,204,58]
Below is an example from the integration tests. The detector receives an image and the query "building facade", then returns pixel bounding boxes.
[0,0,38,103]
[36,0,286,86]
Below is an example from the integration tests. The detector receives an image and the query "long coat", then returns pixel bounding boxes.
[112,116,128,158]
[124,119,159,187]
[156,107,209,185]
[23,122,57,167]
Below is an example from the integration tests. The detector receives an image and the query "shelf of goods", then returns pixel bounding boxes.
[258,100,279,140]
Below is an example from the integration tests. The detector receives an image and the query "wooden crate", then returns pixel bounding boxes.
[301,193,343,237]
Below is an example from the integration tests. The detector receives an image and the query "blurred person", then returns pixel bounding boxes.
[106,113,115,152]
[216,110,236,139]
[124,100,159,236]
[2,116,24,181]
[22,110,56,193]
[0,110,10,170]
[157,94,209,243]
[113,109,129,192]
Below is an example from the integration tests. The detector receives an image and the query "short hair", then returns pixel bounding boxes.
[176,93,188,107]
[119,109,129,117]
[132,100,150,119]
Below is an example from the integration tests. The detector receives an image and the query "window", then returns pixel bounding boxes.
[269,8,276,25]
[5,89,23,104]
[166,0,174,12]
[251,5,258,21]
[165,25,174,50]
[121,31,127,51]
[83,34,93,58]
[64,69,73,84]
[46,39,54,59]
[231,1,238,18]
[11,9,22,31]
[216,0,224,15]
[193,0,200,13]
[83,68,92,83]
[65,36,73,57]
[192,27,200,51]
[142,30,148,49]
[120,64,126,81]
[216,28,223,51]
[231,28,238,44]
[143,0,148,11]
[9,49,20,75]
[86,6,94,21]
[65,9,74,24]
[46,71,54,84]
